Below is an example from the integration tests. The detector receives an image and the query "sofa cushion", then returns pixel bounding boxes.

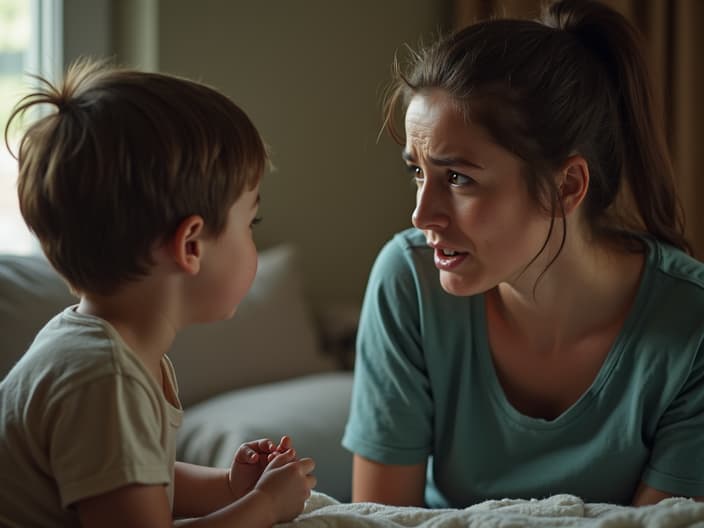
[0,254,76,378]
[176,372,354,502]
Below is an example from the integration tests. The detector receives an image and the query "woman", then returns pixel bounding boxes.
[342,0,704,508]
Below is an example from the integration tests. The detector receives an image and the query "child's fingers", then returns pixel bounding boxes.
[252,438,276,452]
[235,438,278,464]
[267,447,295,463]
[235,445,261,463]
[277,435,293,451]
[266,449,298,469]
[239,438,276,455]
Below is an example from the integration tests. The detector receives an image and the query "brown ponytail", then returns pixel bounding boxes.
[384,0,691,254]
[544,0,690,253]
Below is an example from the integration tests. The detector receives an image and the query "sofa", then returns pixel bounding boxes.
[0,245,356,502]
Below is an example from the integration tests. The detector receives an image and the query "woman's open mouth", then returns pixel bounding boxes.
[434,248,469,270]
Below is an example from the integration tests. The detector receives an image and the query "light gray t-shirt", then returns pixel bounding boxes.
[343,228,704,507]
[0,307,183,527]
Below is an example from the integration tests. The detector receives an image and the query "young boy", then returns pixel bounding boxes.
[0,59,316,527]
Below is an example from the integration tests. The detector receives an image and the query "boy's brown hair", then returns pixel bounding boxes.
[5,58,267,295]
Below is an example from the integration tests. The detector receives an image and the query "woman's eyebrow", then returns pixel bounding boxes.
[401,150,483,169]
[429,155,484,169]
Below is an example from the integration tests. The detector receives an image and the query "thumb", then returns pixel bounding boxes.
[297,457,316,475]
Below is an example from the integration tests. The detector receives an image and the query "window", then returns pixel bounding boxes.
[0,0,62,254]
[0,0,32,253]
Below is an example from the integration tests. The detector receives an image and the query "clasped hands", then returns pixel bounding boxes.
[228,435,317,520]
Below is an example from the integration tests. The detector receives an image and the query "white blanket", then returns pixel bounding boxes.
[276,492,704,527]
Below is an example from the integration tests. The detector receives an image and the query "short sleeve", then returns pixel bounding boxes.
[643,343,704,496]
[48,373,171,507]
[342,236,433,465]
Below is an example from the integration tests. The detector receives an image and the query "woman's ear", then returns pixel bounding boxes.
[557,155,590,216]
[169,215,205,275]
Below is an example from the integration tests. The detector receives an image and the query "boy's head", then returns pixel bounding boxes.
[6,58,267,295]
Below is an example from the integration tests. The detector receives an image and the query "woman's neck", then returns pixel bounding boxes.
[490,233,646,350]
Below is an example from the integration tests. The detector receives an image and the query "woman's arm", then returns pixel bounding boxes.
[352,454,426,506]
[632,481,704,506]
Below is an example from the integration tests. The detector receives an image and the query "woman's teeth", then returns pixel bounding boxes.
[442,249,458,256]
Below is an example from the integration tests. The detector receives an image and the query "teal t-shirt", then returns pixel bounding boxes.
[342,228,704,507]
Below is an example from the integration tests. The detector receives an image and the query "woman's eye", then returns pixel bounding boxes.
[448,172,474,186]
[250,216,262,228]
[406,165,423,183]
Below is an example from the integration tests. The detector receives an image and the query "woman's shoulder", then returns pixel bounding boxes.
[374,228,433,273]
[368,228,473,313]
[633,238,704,352]
[649,238,704,292]
[367,228,439,293]
[391,227,429,250]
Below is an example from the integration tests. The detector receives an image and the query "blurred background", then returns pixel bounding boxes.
[0,0,701,312]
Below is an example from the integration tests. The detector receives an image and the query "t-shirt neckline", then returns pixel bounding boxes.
[475,238,658,430]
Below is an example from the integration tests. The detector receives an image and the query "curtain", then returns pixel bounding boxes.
[454,0,704,257]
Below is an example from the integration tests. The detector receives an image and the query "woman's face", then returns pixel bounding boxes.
[405,90,553,296]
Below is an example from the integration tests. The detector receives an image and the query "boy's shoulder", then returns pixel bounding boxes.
[3,308,151,401]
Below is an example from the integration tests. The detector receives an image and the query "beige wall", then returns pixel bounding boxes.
[112,0,448,309]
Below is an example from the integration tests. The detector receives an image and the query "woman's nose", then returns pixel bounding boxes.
[412,181,449,231]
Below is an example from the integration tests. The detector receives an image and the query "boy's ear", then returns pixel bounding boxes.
[170,215,205,275]
[557,155,590,216]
